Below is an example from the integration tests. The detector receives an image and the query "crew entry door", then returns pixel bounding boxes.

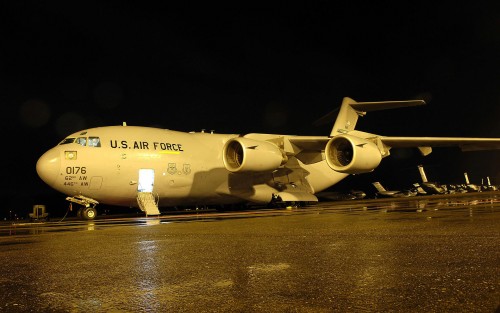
[138,169,154,192]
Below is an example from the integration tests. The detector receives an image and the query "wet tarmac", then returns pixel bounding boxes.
[1,192,499,312]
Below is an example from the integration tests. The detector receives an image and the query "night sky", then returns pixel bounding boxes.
[2,2,499,215]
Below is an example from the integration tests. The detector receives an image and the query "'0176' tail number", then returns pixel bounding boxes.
[66,166,87,174]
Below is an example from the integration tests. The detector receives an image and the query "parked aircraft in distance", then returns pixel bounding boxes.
[444,172,482,194]
[482,176,498,191]
[412,183,428,196]
[316,189,367,201]
[36,97,500,220]
[371,182,417,198]
[446,183,468,194]
[463,172,481,192]
[416,165,448,195]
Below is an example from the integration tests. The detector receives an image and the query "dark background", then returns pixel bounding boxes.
[1,2,499,217]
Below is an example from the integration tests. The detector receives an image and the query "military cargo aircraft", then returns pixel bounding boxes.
[416,165,448,195]
[463,172,481,192]
[371,181,417,198]
[315,189,367,201]
[36,97,500,220]
[482,176,498,191]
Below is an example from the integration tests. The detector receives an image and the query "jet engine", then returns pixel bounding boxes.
[223,137,287,172]
[325,134,382,174]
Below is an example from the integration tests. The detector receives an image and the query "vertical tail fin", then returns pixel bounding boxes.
[418,165,429,183]
[330,97,362,136]
[372,181,387,192]
[464,172,470,184]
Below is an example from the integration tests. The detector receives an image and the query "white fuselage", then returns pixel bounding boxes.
[36,126,348,209]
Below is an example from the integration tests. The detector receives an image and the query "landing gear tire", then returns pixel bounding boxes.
[82,207,97,220]
[285,201,306,209]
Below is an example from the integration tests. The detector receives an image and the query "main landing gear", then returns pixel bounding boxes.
[270,194,308,209]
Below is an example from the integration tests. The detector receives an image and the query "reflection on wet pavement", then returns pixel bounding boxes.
[0,192,499,312]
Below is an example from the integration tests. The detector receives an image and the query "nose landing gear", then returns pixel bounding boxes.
[66,195,99,220]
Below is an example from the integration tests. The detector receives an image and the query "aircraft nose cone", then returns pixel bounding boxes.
[36,148,61,186]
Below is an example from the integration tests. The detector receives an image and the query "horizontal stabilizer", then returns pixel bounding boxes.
[350,100,426,112]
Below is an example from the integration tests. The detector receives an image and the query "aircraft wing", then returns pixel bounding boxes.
[287,135,500,161]
[288,135,500,152]
[380,136,500,151]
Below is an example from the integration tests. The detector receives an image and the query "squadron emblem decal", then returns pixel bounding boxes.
[167,163,177,175]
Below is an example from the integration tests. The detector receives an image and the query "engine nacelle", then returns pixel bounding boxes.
[325,134,382,174]
[223,137,286,172]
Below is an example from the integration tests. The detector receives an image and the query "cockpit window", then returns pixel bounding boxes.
[88,137,101,147]
[59,138,76,145]
[58,136,101,147]
[76,137,87,146]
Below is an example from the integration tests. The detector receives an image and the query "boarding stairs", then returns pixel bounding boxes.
[137,192,161,217]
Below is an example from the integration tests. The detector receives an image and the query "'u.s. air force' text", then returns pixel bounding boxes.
[110,140,183,151]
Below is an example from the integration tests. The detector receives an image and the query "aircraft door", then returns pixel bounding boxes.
[138,169,154,192]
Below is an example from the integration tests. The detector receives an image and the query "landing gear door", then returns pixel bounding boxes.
[138,169,154,192]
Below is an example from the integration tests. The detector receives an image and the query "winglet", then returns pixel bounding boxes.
[330,97,426,137]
